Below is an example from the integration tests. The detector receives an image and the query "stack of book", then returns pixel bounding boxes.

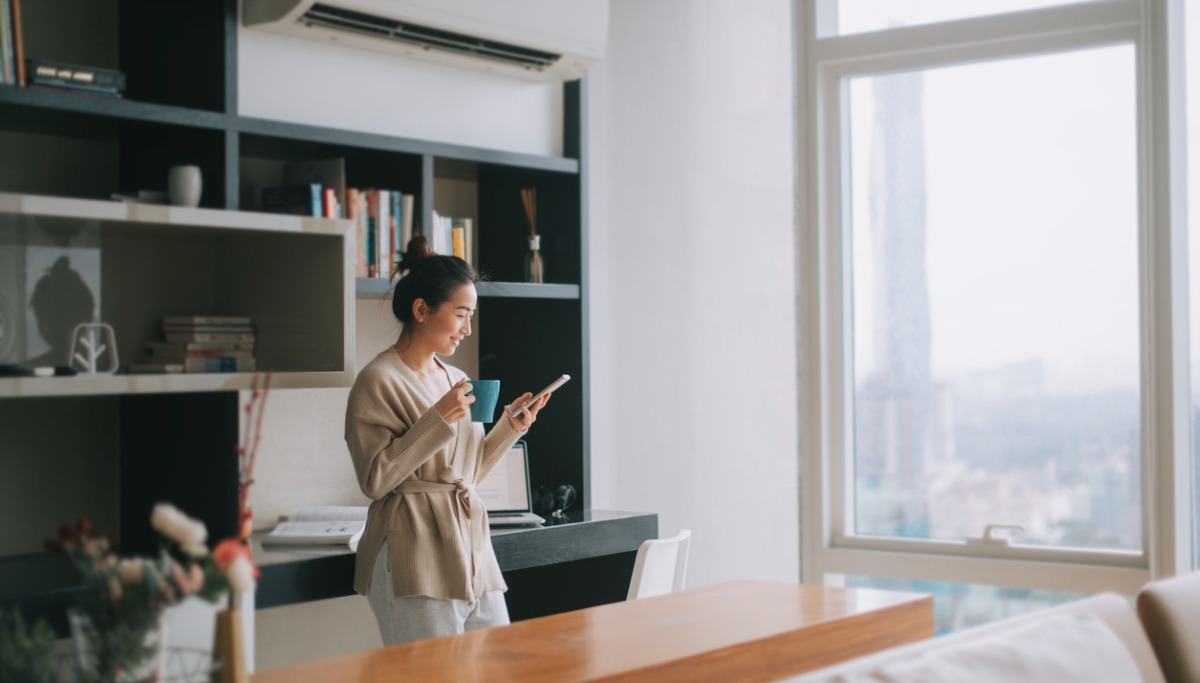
[129,315,257,374]
[26,58,126,97]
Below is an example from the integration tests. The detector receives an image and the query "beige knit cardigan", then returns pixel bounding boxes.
[345,347,525,602]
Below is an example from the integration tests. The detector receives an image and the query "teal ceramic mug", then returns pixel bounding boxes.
[467,379,501,423]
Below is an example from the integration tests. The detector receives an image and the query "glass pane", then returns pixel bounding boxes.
[830,0,1098,37]
[840,574,1090,635]
[847,46,1140,551]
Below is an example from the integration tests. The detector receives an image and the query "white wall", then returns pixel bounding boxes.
[587,0,799,587]
[240,0,799,668]
[238,29,563,157]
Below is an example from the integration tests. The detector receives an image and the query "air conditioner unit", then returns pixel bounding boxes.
[243,0,608,82]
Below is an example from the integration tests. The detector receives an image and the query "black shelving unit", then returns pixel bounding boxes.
[0,0,592,625]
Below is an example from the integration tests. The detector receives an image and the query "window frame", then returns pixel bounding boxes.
[799,0,1193,596]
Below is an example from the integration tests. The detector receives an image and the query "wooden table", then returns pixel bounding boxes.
[252,580,933,683]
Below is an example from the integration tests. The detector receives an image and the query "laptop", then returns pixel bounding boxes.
[478,441,546,527]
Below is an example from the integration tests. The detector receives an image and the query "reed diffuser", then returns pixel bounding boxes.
[521,187,544,283]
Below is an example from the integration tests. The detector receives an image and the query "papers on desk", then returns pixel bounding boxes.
[265,506,368,546]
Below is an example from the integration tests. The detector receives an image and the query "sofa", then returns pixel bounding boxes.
[779,571,1200,683]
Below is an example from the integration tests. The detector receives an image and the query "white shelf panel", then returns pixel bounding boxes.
[1,192,357,396]
[0,192,352,236]
[0,370,354,398]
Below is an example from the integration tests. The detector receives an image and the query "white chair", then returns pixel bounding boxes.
[627,529,691,600]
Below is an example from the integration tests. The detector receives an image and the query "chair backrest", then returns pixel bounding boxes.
[1137,570,1200,683]
[627,528,691,600]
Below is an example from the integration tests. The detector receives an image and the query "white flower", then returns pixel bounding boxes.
[182,543,209,559]
[226,556,256,593]
[150,503,208,550]
[117,559,144,585]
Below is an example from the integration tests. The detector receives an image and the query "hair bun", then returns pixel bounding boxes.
[394,235,435,277]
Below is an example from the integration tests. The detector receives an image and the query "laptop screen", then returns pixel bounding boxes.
[477,442,532,513]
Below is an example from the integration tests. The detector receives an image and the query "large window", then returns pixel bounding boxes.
[801,0,1192,620]
[849,47,1140,552]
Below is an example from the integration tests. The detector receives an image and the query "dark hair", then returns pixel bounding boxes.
[391,235,478,324]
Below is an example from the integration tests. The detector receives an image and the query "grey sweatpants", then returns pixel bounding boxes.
[366,539,510,646]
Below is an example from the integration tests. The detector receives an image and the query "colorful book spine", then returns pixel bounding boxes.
[1,0,12,86]
[366,189,377,278]
[147,349,254,359]
[145,340,255,352]
[322,188,337,219]
[400,194,415,251]
[10,0,22,86]
[164,332,256,343]
[377,189,391,278]
[451,225,466,261]
[162,315,251,326]
[391,191,402,259]
[309,183,322,218]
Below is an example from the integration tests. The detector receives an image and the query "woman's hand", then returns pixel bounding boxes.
[505,392,549,431]
[434,378,475,424]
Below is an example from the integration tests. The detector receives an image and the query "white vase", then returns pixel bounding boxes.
[68,607,168,683]
[168,165,203,208]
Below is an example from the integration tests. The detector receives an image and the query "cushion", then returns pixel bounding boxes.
[832,613,1144,683]
[1137,571,1200,683]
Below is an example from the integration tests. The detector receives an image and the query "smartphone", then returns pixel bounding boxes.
[508,374,571,416]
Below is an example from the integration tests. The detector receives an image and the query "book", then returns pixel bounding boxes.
[164,331,256,343]
[162,315,252,326]
[144,349,253,359]
[452,224,466,260]
[162,324,254,334]
[1,0,11,85]
[346,188,367,277]
[265,506,368,546]
[26,58,126,91]
[362,189,372,274]
[129,363,184,374]
[170,357,257,373]
[378,189,391,278]
[322,187,338,219]
[144,340,255,352]
[10,0,21,86]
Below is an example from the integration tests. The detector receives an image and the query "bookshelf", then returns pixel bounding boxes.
[0,0,592,625]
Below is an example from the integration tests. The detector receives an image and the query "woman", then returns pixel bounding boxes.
[345,236,549,645]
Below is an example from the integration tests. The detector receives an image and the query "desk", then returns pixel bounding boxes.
[254,510,657,619]
[252,580,933,683]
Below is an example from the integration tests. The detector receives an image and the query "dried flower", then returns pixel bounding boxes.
[116,559,143,585]
[238,373,272,540]
[151,503,207,550]
[50,505,260,680]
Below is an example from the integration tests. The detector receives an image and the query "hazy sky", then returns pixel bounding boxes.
[845,34,1138,394]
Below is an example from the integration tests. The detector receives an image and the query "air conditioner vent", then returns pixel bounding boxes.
[303,4,562,70]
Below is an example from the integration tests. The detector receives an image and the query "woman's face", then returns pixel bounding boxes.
[416,283,477,356]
